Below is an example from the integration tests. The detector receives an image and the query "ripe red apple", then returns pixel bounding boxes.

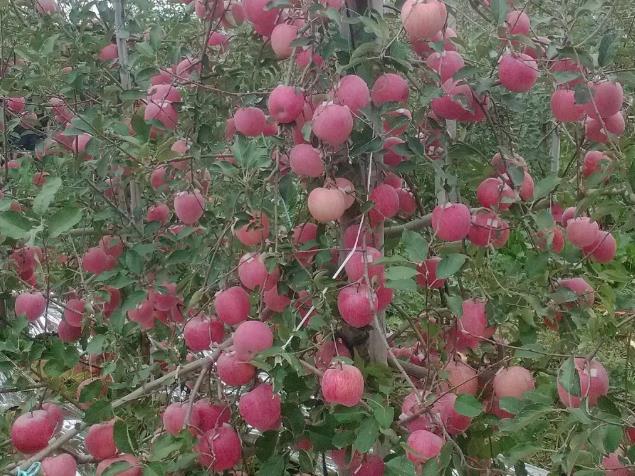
[602,452,632,476]
[194,424,242,471]
[263,285,291,312]
[551,89,585,122]
[216,351,256,386]
[194,0,225,19]
[321,363,364,407]
[407,429,444,464]
[498,53,539,93]
[15,291,46,321]
[144,100,178,130]
[307,186,347,222]
[431,202,471,241]
[127,298,156,329]
[238,383,281,430]
[343,223,376,249]
[96,454,141,476]
[238,252,278,290]
[557,277,595,307]
[268,85,304,124]
[174,190,205,225]
[162,402,201,435]
[148,84,182,103]
[215,286,250,325]
[42,402,63,431]
[7,96,26,114]
[233,320,274,360]
[369,184,400,224]
[468,209,510,248]
[289,144,324,177]
[270,23,298,59]
[184,315,224,351]
[99,44,118,62]
[335,177,356,208]
[426,51,464,82]
[442,360,478,395]
[451,298,495,350]
[58,319,82,342]
[583,231,616,264]
[150,166,168,191]
[383,137,406,166]
[585,81,623,119]
[582,150,612,178]
[63,298,84,327]
[146,202,171,224]
[397,188,416,217]
[11,410,56,453]
[337,284,377,328]
[370,73,409,105]
[603,111,625,135]
[557,357,609,408]
[400,0,446,41]
[345,247,384,283]
[432,79,487,122]
[312,102,353,147]
[476,177,516,211]
[534,226,565,254]
[42,454,77,476]
[416,257,445,289]
[432,392,472,435]
[566,217,600,248]
[351,454,385,476]
[505,10,530,36]
[192,400,231,432]
[235,211,270,246]
[314,338,352,370]
[493,366,535,399]
[334,74,370,114]
[233,107,266,136]
[85,420,117,460]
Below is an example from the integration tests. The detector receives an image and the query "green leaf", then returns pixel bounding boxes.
[102,461,133,476]
[385,266,418,280]
[385,455,416,475]
[490,0,508,25]
[256,454,287,475]
[33,177,62,215]
[48,206,82,238]
[598,33,617,67]
[114,419,137,454]
[558,357,581,396]
[353,418,379,453]
[0,211,32,239]
[454,394,483,417]
[368,398,394,429]
[498,396,521,415]
[149,435,184,460]
[402,230,429,262]
[574,83,592,104]
[436,254,467,279]
[84,400,114,424]
[85,335,107,354]
[602,424,622,453]
[532,175,560,200]
[385,278,418,291]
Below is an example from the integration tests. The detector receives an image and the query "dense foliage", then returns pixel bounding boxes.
[0,0,634,475]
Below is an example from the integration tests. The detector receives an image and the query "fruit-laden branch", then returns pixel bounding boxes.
[8,339,232,474]
[384,212,434,237]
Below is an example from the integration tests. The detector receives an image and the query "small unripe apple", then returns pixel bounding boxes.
[321,363,364,407]
[85,420,117,461]
[15,291,46,321]
[238,383,281,431]
[233,320,274,360]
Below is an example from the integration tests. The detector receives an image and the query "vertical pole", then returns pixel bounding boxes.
[550,124,560,175]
